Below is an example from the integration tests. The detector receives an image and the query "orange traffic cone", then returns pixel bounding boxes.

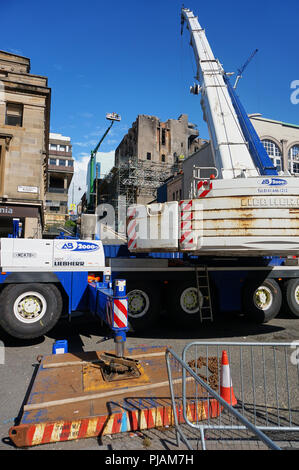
[220,350,237,406]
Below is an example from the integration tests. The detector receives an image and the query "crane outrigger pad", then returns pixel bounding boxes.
[9,345,221,447]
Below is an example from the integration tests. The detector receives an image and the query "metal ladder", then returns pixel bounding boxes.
[195,266,213,322]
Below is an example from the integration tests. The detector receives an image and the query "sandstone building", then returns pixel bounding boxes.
[249,114,299,174]
[44,133,74,234]
[101,114,203,211]
[115,113,202,168]
[0,50,51,237]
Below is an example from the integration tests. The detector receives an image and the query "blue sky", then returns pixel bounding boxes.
[2,0,299,203]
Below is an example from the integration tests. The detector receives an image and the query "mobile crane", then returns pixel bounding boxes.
[1,9,299,343]
[121,8,299,326]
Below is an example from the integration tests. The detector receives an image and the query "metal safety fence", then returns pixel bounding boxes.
[166,342,299,450]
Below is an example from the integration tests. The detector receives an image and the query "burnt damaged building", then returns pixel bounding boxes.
[94,114,204,232]
[115,113,202,168]
[112,114,204,208]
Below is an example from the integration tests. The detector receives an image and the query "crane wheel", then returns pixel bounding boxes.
[282,278,299,318]
[242,279,282,323]
[0,283,63,339]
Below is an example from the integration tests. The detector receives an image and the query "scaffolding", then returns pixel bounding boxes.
[97,157,179,232]
[117,157,178,204]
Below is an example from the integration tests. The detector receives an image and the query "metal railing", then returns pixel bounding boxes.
[166,342,299,450]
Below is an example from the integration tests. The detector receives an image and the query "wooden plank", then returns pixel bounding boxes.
[24,377,192,412]
[42,351,166,369]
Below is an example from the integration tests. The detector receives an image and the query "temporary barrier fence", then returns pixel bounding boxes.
[166,342,299,450]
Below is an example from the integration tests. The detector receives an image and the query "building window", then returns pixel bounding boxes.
[162,129,166,146]
[262,139,282,172]
[50,144,57,150]
[288,145,299,175]
[49,158,57,165]
[146,152,151,160]
[161,154,165,162]
[59,159,66,166]
[59,145,66,152]
[5,103,23,126]
[66,159,73,167]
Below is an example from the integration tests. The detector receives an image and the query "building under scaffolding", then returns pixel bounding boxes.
[95,113,203,231]
[96,157,179,232]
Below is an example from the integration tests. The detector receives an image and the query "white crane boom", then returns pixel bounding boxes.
[181,8,259,179]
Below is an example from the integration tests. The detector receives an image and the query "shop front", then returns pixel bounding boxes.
[0,203,42,238]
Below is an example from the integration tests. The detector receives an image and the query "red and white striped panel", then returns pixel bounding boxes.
[197,180,212,198]
[180,211,196,221]
[179,199,203,211]
[180,220,192,231]
[179,199,193,211]
[113,298,128,329]
[127,206,137,219]
[9,398,222,447]
[179,230,195,248]
[127,207,138,250]
[179,200,196,249]
[127,219,137,250]
[179,199,204,250]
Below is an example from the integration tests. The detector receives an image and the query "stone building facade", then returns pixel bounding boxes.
[115,114,202,167]
[44,133,74,234]
[106,113,204,215]
[167,172,184,202]
[0,50,51,237]
[249,114,299,174]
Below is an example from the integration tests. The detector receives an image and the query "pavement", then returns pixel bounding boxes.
[1,311,299,451]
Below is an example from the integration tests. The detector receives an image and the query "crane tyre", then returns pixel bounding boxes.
[0,283,63,339]
[167,281,206,325]
[242,279,282,323]
[282,278,299,318]
[126,281,160,331]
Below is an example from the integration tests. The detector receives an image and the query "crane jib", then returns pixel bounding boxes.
[181,8,278,178]
[224,76,278,176]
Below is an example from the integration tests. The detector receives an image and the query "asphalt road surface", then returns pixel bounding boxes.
[1,310,299,451]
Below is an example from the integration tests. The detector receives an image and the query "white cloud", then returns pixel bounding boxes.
[68,154,89,206]
[95,150,115,177]
[73,140,98,147]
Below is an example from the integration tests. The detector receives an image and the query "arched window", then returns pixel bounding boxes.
[261,139,282,172]
[288,145,299,175]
